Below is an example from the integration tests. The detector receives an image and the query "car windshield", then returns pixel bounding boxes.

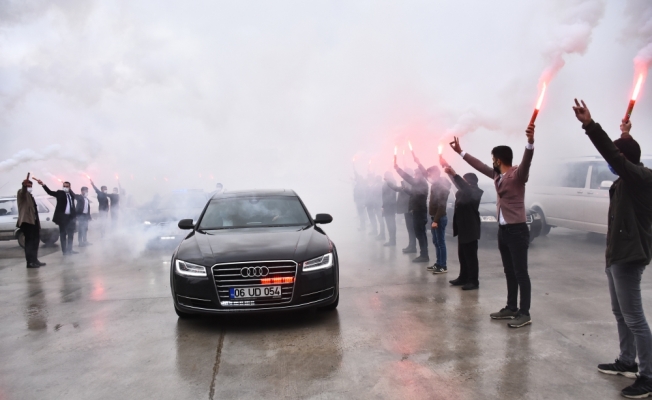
[199,196,310,229]
[146,192,208,211]
[0,199,17,216]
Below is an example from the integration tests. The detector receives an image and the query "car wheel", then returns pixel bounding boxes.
[174,305,195,319]
[17,231,26,249]
[41,232,60,246]
[533,207,552,236]
[319,294,339,311]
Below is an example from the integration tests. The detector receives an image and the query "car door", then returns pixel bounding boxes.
[541,162,591,230]
[0,199,19,239]
[582,162,616,234]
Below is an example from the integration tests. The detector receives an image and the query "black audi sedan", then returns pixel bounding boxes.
[170,190,339,318]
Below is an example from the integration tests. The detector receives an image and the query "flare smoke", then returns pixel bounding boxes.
[624,0,652,72]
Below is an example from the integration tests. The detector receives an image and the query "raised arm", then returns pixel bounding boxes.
[395,165,417,186]
[573,99,652,186]
[515,124,535,183]
[386,181,403,192]
[42,184,57,197]
[90,181,101,194]
[449,136,494,179]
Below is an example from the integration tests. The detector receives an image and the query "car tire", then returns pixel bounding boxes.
[17,231,26,249]
[174,305,195,319]
[41,232,60,246]
[319,294,339,311]
[533,207,552,236]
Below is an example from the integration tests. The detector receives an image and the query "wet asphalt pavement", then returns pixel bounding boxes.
[0,220,647,399]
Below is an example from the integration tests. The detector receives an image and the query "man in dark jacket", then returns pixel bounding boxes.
[573,99,652,398]
[444,166,483,290]
[382,172,398,246]
[35,179,78,255]
[75,186,92,247]
[388,168,416,252]
[90,180,109,237]
[16,177,46,268]
[394,159,430,263]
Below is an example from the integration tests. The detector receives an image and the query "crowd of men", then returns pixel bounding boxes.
[353,101,652,398]
[16,177,123,266]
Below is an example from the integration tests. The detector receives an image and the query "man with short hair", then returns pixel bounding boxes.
[573,99,652,398]
[394,159,430,263]
[388,168,417,253]
[451,124,535,328]
[16,178,46,268]
[75,186,92,247]
[35,179,78,255]
[90,180,109,237]
[444,166,483,290]
[108,185,122,223]
[415,159,451,274]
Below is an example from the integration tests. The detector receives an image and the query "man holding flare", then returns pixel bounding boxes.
[573,99,652,399]
[450,124,535,328]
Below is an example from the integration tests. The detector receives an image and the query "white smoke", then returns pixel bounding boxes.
[623,0,652,71]
[539,0,605,83]
[444,110,501,139]
[0,145,89,173]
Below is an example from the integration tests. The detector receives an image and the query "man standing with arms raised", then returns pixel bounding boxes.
[450,124,535,328]
[17,175,46,268]
[35,179,78,255]
[573,100,652,399]
[394,160,430,263]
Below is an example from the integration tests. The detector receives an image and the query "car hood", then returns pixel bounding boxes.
[175,225,331,266]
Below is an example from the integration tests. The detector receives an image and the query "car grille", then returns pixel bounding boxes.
[212,260,297,307]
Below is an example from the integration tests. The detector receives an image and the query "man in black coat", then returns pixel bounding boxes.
[394,160,430,263]
[573,99,652,398]
[444,166,483,290]
[35,179,78,255]
[388,168,417,253]
[382,171,398,246]
[90,180,110,237]
[75,186,92,247]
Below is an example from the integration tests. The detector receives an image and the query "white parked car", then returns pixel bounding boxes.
[526,156,652,235]
[0,195,60,248]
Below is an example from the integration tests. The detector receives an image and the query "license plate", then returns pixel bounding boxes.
[229,286,281,299]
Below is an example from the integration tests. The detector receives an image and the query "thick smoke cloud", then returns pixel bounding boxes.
[623,0,652,71]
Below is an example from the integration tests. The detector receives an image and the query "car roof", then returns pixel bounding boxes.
[211,189,297,200]
[554,155,652,163]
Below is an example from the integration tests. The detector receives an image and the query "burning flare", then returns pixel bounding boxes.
[529,82,547,126]
[408,141,413,152]
[625,73,646,123]
[632,73,644,101]
[438,143,443,155]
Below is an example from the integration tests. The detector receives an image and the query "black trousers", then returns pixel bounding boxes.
[404,213,416,249]
[384,214,396,244]
[366,205,378,233]
[457,239,479,285]
[21,223,40,264]
[58,216,76,253]
[498,223,531,314]
[77,215,89,244]
[412,211,429,258]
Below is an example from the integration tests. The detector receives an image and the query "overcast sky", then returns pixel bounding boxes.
[0,0,650,213]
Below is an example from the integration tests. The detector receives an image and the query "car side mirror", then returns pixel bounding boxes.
[600,180,613,189]
[178,219,194,230]
[314,214,333,224]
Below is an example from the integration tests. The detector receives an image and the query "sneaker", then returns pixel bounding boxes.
[622,376,652,398]
[432,266,448,274]
[462,283,479,290]
[490,307,519,320]
[412,256,430,263]
[507,313,532,328]
[598,359,639,379]
[426,263,438,271]
[402,248,417,254]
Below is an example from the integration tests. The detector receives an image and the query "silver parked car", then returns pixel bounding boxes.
[0,195,60,248]
[527,156,652,235]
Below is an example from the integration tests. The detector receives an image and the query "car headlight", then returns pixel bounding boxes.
[302,253,333,272]
[480,216,497,222]
[175,260,207,277]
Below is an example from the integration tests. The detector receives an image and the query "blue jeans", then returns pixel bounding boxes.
[607,264,652,378]
[431,216,448,267]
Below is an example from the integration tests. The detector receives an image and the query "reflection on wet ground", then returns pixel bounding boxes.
[0,224,645,399]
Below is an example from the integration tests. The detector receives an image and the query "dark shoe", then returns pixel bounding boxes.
[26,263,40,269]
[402,247,417,254]
[412,256,430,263]
[432,266,448,274]
[449,278,465,286]
[622,376,652,398]
[426,263,438,271]
[461,283,479,290]
[69,250,79,255]
[507,313,532,328]
[383,242,396,247]
[598,359,639,379]
[490,307,519,320]
[35,261,46,267]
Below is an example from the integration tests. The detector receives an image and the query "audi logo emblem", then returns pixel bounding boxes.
[241,266,269,278]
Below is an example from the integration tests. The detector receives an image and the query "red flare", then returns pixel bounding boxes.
[625,73,645,123]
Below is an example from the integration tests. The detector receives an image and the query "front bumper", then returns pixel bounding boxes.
[171,256,339,315]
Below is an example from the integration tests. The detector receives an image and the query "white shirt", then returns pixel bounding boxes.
[82,197,89,214]
[460,143,534,226]
[65,193,72,214]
